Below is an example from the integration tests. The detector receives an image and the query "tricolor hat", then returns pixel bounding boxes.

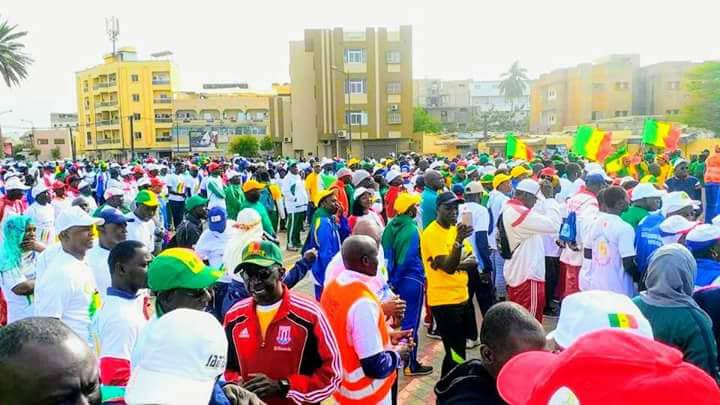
[125,308,228,405]
[147,248,223,292]
[239,240,283,269]
[546,290,653,349]
[685,224,720,252]
[135,190,159,207]
[498,329,720,405]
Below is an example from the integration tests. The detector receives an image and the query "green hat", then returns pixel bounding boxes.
[479,155,489,164]
[240,240,283,269]
[135,190,159,207]
[185,195,208,212]
[148,248,223,292]
[466,164,479,174]
[480,174,494,183]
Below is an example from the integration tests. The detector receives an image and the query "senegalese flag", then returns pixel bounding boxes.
[506,133,533,161]
[604,146,629,174]
[608,313,639,329]
[573,125,613,162]
[642,118,682,151]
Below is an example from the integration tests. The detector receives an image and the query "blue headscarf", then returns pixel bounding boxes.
[0,215,33,274]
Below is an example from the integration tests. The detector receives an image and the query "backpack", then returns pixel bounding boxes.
[559,211,578,243]
[496,213,514,260]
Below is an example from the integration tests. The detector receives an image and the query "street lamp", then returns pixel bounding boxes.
[331,65,351,158]
[0,110,11,157]
[21,119,35,155]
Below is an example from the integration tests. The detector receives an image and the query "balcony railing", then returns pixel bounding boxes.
[154,98,172,104]
[97,119,119,127]
[97,138,121,145]
[95,101,118,108]
[155,135,173,142]
[152,79,170,85]
[155,117,173,123]
[93,81,117,90]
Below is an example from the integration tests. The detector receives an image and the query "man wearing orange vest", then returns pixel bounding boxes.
[321,235,413,405]
[704,146,720,222]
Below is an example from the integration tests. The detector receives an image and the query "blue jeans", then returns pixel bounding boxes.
[491,250,507,299]
[394,277,424,371]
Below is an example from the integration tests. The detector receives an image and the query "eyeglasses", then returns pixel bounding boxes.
[239,269,274,281]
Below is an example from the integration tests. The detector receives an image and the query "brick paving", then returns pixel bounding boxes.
[278,229,557,403]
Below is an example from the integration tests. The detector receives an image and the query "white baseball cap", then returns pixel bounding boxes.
[55,206,104,234]
[336,167,352,179]
[686,224,720,252]
[659,215,697,242]
[353,186,373,200]
[385,169,402,183]
[125,309,228,405]
[631,183,662,201]
[4,176,28,191]
[661,191,700,216]
[515,179,540,195]
[547,290,653,349]
[226,169,241,179]
[31,183,49,199]
[104,187,124,199]
[136,177,151,188]
[713,215,720,227]
[352,169,371,187]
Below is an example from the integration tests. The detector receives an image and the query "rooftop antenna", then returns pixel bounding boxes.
[105,16,120,55]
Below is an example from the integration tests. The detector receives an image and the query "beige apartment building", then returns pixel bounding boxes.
[289,26,413,158]
[530,55,696,132]
[23,128,73,160]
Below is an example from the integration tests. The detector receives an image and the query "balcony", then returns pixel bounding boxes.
[97,119,120,127]
[155,135,173,143]
[96,137,121,145]
[153,98,172,104]
[93,81,117,90]
[152,79,170,85]
[95,101,118,110]
[155,117,173,125]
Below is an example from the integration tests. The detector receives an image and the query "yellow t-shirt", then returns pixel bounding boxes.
[421,221,470,306]
[256,301,281,340]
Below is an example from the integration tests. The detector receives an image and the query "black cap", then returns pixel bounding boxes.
[437,191,464,206]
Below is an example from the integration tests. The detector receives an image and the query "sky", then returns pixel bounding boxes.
[1,0,718,136]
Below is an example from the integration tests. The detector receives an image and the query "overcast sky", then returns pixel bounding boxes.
[1,0,718,136]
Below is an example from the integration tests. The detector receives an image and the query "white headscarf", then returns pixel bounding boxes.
[224,208,264,281]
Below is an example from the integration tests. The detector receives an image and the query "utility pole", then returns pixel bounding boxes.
[129,115,136,161]
[67,124,76,161]
[175,121,179,157]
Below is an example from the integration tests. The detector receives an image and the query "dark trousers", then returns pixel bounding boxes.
[432,301,475,377]
[468,268,495,320]
[395,277,424,370]
[286,211,306,248]
[168,200,185,230]
[545,256,561,308]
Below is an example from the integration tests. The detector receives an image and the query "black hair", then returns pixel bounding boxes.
[0,318,74,362]
[351,194,366,217]
[479,302,543,353]
[603,186,628,210]
[108,240,146,273]
[596,188,608,208]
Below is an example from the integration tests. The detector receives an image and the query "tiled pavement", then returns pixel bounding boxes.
[279,230,557,403]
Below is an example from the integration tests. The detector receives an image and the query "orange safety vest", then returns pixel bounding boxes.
[706,153,720,184]
[320,278,396,404]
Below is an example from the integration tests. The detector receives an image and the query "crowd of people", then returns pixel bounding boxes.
[1,148,720,404]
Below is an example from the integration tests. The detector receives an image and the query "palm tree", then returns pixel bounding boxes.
[498,60,529,101]
[0,17,33,87]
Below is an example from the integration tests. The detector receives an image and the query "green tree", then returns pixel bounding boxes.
[413,107,441,133]
[228,135,259,157]
[678,62,720,135]
[470,105,528,136]
[28,147,40,159]
[0,17,33,87]
[50,147,61,160]
[499,61,529,102]
[259,135,275,154]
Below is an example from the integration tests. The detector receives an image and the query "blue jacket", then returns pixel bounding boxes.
[696,259,720,287]
[305,215,341,287]
[384,225,424,287]
[635,213,665,274]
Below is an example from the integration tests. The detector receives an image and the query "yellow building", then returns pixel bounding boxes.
[75,47,178,159]
[173,89,271,155]
[289,26,414,158]
[530,55,696,133]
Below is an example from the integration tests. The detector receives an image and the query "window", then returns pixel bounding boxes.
[133,113,141,120]
[592,83,605,90]
[592,111,603,120]
[346,79,366,94]
[344,48,365,64]
[132,94,140,102]
[156,131,172,142]
[86,132,92,145]
[387,111,401,124]
[134,131,142,140]
[37,139,49,145]
[386,50,401,64]
[131,74,139,82]
[614,82,630,91]
[666,109,680,115]
[546,89,557,100]
[667,81,681,90]
[386,81,401,94]
[345,111,368,126]
[614,110,629,117]
[53,139,65,145]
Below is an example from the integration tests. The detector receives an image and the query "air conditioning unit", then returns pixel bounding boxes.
[337,130,347,139]
[283,137,292,143]
[390,104,400,112]
[322,140,332,145]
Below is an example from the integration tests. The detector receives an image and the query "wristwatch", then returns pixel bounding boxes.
[278,379,290,396]
[453,241,462,249]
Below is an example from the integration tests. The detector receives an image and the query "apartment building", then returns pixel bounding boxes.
[75,47,177,159]
[289,26,413,158]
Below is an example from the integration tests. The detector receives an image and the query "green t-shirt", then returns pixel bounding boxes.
[620,205,649,229]
[242,200,275,236]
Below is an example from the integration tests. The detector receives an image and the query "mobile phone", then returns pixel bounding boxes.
[462,211,472,226]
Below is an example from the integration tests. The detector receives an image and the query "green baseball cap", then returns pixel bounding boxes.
[240,240,283,269]
[148,248,223,292]
[185,195,208,212]
[135,190,159,207]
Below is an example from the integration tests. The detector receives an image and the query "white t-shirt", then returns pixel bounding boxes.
[94,289,148,366]
[459,202,491,270]
[556,178,585,203]
[487,190,510,250]
[559,191,599,266]
[338,271,393,405]
[164,173,186,202]
[206,176,226,209]
[26,202,55,245]
[33,242,63,281]
[580,212,636,297]
[195,229,232,283]
[0,251,38,323]
[126,212,156,252]
[183,174,201,196]
[34,249,100,348]
[325,248,392,302]
[86,244,111,300]
[51,197,72,220]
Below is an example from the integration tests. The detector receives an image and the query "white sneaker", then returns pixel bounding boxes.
[466,338,481,349]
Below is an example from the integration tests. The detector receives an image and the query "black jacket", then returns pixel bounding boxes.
[434,359,505,405]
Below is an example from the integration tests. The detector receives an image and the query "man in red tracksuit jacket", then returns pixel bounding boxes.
[224,240,341,405]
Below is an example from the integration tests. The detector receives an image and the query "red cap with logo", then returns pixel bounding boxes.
[497,329,720,405]
[207,162,221,173]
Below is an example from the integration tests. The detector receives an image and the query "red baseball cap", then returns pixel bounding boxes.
[132,165,145,174]
[51,180,65,189]
[150,177,165,188]
[498,329,720,404]
[540,167,557,177]
[207,162,221,173]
